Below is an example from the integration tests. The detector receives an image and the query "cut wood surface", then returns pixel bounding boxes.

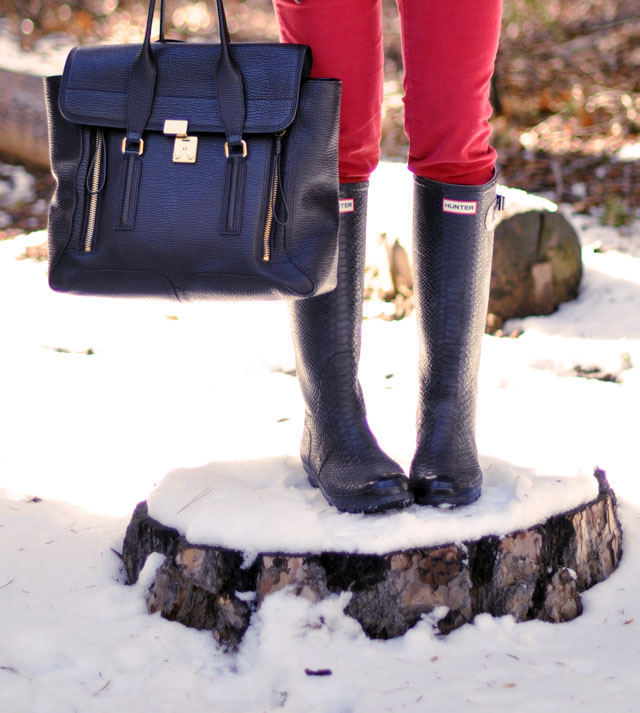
[122,468,622,649]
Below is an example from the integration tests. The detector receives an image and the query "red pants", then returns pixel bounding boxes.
[273,0,502,185]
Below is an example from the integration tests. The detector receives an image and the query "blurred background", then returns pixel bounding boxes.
[0,0,638,235]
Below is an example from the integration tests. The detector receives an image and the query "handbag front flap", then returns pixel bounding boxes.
[58,42,312,135]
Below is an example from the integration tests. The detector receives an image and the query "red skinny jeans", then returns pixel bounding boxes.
[273,0,502,185]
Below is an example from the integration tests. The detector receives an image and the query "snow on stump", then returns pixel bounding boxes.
[122,468,621,648]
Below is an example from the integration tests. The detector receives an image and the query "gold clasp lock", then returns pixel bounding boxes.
[163,119,198,164]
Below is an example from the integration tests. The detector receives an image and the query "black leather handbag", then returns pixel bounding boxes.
[44,0,341,300]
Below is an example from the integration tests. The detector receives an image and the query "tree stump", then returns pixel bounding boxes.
[122,469,622,649]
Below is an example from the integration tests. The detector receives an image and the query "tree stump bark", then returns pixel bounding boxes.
[122,468,622,649]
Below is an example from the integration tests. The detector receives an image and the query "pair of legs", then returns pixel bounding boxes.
[273,0,503,512]
[274,0,501,185]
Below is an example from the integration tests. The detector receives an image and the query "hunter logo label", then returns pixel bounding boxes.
[339,198,355,214]
[442,198,478,215]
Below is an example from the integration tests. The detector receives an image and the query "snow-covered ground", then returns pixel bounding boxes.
[1,163,639,712]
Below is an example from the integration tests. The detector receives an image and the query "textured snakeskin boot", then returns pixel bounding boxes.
[410,172,501,506]
[290,182,412,513]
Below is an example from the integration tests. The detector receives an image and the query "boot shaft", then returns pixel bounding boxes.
[412,173,500,405]
[289,182,369,417]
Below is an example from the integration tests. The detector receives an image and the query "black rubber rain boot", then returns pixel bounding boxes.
[410,172,502,506]
[290,182,412,514]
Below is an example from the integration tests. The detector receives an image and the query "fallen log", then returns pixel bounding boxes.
[122,468,622,649]
[0,68,50,168]
[489,198,583,326]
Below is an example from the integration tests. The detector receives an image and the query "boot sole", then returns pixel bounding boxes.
[304,463,413,515]
[412,480,482,508]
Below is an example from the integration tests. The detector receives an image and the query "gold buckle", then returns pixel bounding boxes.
[224,140,248,158]
[121,137,144,155]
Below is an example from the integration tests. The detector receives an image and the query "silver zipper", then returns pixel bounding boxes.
[84,129,104,252]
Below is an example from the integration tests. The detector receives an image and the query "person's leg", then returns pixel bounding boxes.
[273,0,384,183]
[397,0,501,185]
[397,0,504,505]
[273,0,412,513]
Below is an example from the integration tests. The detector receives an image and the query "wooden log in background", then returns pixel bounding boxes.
[0,68,50,169]
[489,208,583,325]
[122,469,622,649]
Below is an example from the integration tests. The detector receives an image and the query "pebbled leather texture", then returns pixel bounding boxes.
[44,0,338,302]
[290,183,412,514]
[410,173,499,506]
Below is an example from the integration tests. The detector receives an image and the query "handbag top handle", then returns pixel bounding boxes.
[147,0,231,45]
[125,0,247,159]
